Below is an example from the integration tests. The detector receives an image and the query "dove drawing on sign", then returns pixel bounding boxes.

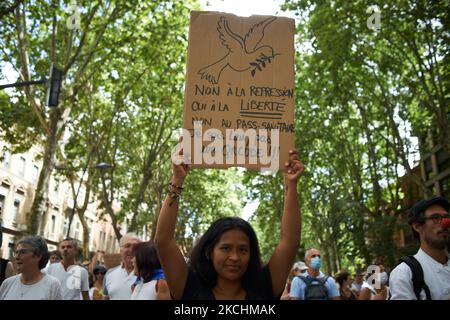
[198,16,278,84]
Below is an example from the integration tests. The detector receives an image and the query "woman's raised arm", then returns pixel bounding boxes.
[268,150,304,296]
[155,147,190,300]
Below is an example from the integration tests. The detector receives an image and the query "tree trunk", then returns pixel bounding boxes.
[357,103,383,216]
[128,164,154,232]
[27,110,63,234]
[150,186,162,240]
[105,204,122,243]
[323,244,332,276]
[79,211,90,261]
[128,114,169,233]
[354,207,371,266]
[332,235,340,272]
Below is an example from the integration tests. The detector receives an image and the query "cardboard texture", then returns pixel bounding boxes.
[183,11,295,170]
[103,253,121,269]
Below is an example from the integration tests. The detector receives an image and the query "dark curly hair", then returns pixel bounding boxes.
[132,241,161,283]
[188,217,262,291]
[335,271,350,288]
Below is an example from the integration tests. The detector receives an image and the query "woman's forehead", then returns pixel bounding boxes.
[16,243,31,249]
[217,229,250,244]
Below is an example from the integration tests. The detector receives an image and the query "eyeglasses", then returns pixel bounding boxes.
[311,254,321,258]
[13,248,33,257]
[121,243,136,249]
[423,213,450,224]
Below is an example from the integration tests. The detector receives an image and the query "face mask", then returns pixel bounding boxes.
[379,272,388,285]
[310,257,322,270]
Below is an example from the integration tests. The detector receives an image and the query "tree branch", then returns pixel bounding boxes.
[64,2,101,73]
[0,0,24,19]
[14,3,50,134]
[50,0,57,63]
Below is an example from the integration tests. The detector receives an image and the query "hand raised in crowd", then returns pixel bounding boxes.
[171,137,191,185]
[284,149,305,183]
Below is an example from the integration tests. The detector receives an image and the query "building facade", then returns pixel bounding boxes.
[396,131,450,248]
[0,140,123,260]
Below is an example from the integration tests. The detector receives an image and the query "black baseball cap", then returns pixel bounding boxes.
[93,265,107,274]
[408,196,450,225]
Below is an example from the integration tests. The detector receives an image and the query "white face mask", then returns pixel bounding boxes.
[379,272,388,285]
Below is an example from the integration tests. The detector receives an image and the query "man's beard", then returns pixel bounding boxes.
[63,252,73,260]
[424,233,448,250]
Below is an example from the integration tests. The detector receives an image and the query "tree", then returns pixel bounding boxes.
[0,0,202,239]
[177,168,245,255]
[248,0,450,269]
[0,0,144,234]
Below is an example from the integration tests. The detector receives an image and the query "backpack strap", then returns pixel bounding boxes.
[317,276,329,286]
[400,255,432,300]
[297,275,313,286]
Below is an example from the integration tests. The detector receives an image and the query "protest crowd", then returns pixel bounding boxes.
[1,149,449,300]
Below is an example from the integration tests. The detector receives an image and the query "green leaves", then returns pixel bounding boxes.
[244,0,450,273]
[0,0,204,238]
[2,0,446,267]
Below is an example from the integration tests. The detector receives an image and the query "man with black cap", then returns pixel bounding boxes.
[389,196,450,300]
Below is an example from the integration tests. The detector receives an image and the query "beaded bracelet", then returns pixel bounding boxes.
[169,182,184,190]
[167,182,182,206]
[168,184,182,196]
[167,191,180,206]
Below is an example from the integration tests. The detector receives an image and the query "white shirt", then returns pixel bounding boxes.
[46,262,89,300]
[130,280,158,300]
[389,248,450,300]
[0,274,63,300]
[351,281,363,292]
[361,281,377,300]
[103,265,136,300]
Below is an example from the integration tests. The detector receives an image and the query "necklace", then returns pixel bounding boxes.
[19,273,42,298]
[19,280,27,298]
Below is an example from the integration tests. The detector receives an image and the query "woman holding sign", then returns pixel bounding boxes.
[155,148,304,300]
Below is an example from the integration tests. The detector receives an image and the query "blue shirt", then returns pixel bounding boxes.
[132,268,165,287]
[290,271,340,299]
[151,268,165,281]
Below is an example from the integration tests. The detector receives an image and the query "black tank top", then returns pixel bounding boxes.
[340,288,357,300]
[0,258,9,286]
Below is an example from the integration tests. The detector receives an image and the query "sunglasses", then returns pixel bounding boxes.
[423,213,450,224]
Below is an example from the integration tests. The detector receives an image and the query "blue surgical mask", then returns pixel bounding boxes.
[310,257,322,270]
[379,272,388,285]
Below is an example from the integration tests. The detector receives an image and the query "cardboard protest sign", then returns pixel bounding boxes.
[103,254,121,269]
[182,11,295,171]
